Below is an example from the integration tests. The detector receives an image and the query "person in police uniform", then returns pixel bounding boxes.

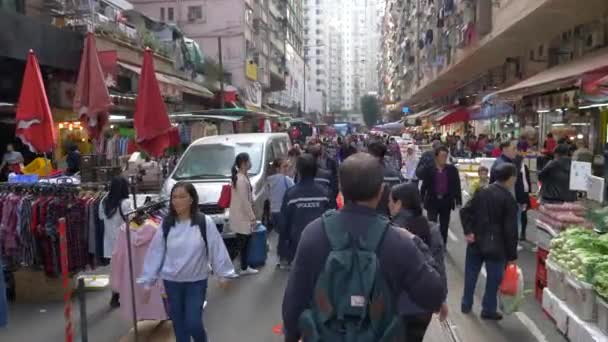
[278,153,331,268]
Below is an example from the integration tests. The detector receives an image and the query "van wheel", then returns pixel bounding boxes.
[262,202,271,228]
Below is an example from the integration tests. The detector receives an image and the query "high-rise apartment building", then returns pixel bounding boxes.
[327,22,344,112]
[340,0,380,111]
[303,0,328,114]
[129,0,287,107]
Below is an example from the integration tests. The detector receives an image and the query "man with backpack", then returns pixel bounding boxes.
[460,163,519,320]
[282,153,446,342]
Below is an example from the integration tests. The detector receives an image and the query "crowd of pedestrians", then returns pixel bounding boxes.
[136,132,534,342]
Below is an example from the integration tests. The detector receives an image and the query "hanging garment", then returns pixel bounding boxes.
[99,198,133,259]
[110,221,168,321]
[0,261,7,327]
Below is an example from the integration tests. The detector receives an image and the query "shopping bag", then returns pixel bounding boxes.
[529,196,539,210]
[336,192,344,209]
[499,265,527,315]
[218,184,232,209]
[500,264,519,296]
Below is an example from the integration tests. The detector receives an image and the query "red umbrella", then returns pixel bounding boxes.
[73,32,112,139]
[134,48,173,157]
[16,50,56,154]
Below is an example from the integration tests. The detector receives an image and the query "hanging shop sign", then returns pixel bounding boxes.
[245,81,263,108]
[246,60,258,81]
[532,90,578,111]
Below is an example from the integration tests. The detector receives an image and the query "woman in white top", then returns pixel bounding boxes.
[228,153,259,275]
[99,176,133,308]
[139,182,235,342]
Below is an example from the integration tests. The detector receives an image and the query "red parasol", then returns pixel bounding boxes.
[73,32,112,139]
[16,50,57,154]
[134,48,173,157]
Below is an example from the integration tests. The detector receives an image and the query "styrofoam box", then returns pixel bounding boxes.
[546,259,567,300]
[567,305,606,342]
[597,297,608,336]
[542,287,556,319]
[535,222,558,251]
[566,276,597,322]
[553,292,570,335]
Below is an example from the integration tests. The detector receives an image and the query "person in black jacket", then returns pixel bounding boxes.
[538,144,577,203]
[389,183,448,342]
[282,153,446,342]
[490,140,531,241]
[368,141,404,217]
[417,146,462,244]
[461,163,519,321]
[278,154,331,268]
[307,143,339,207]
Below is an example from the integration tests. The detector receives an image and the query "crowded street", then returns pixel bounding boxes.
[2,0,608,342]
[1,211,568,342]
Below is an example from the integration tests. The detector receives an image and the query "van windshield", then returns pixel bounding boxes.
[173,142,264,180]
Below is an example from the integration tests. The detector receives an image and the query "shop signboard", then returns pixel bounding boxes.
[246,60,258,81]
[569,161,592,191]
[588,175,605,203]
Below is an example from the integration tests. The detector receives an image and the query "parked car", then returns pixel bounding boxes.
[161,133,291,254]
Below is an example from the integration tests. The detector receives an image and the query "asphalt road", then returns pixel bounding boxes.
[0,212,566,342]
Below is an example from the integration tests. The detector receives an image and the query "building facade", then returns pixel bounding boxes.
[268,0,305,112]
[303,0,328,114]
[130,0,288,108]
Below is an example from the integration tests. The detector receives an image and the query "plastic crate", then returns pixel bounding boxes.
[565,276,597,322]
[597,297,608,335]
[547,259,567,300]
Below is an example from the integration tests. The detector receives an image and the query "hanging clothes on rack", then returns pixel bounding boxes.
[0,184,108,276]
[110,219,167,321]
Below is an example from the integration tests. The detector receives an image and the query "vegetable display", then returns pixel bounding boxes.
[549,228,608,299]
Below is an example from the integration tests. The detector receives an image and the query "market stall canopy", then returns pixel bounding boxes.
[134,48,174,158]
[169,113,244,122]
[486,47,608,101]
[73,32,111,139]
[118,62,213,98]
[435,107,471,126]
[16,50,56,154]
[404,106,441,125]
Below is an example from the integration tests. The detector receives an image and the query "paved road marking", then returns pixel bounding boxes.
[515,312,549,342]
[479,269,548,342]
[448,229,458,242]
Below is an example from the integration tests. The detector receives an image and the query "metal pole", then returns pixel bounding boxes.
[218,36,225,109]
[303,59,306,115]
[78,278,88,342]
[120,210,139,342]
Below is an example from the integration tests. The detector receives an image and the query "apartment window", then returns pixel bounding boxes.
[160,7,165,21]
[187,5,203,21]
[316,49,321,55]
[168,7,174,21]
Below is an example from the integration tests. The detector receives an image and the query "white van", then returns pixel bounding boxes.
[161,133,291,239]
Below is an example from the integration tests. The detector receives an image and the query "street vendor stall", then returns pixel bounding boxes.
[535,159,608,341]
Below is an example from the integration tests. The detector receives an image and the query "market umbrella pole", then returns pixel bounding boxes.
[119,208,139,342]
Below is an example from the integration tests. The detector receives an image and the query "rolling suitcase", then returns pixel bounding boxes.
[247,223,268,267]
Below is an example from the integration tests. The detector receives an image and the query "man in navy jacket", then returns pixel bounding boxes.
[279,153,331,266]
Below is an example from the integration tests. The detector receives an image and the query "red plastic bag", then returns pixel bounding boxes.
[218,184,232,209]
[499,264,519,296]
[336,192,344,209]
[529,196,539,210]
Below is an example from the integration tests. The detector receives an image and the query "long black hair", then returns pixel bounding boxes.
[162,182,200,231]
[103,176,130,218]
[390,183,431,244]
[231,152,250,188]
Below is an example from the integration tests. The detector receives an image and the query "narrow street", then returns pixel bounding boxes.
[0,213,566,342]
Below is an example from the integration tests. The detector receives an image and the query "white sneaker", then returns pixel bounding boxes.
[517,244,524,252]
[240,267,259,275]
